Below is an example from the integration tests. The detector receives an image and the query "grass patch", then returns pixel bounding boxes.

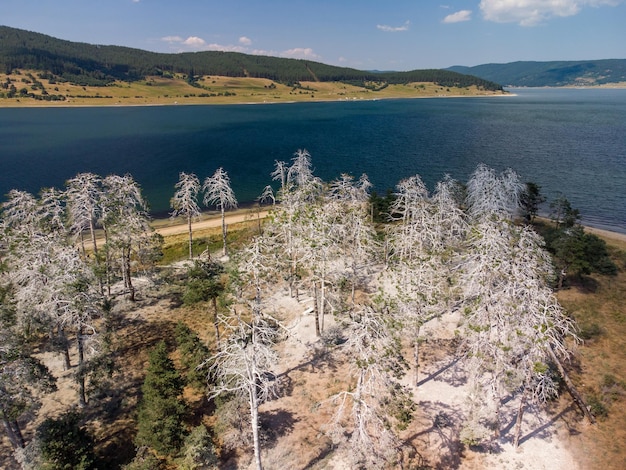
[578,321,604,340]
[160,236,221,265]
[159,220,259,265]
[0,70,508,107]
[556,237,626,468]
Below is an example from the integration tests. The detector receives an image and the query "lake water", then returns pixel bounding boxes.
[1,88,625,234]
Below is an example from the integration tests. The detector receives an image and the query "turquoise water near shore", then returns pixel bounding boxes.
[1,88,624,233]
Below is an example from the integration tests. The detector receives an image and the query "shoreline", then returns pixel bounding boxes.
[0,90,513,109]
[582,225,626,244]
[6,84,626,110]
[156,209,626,244]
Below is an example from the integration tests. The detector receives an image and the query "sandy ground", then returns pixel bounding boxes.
[251,283,583,469]
[583,226,626,244]
[2,283,582,470]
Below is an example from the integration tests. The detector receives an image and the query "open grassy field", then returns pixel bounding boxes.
[0,70,508,107]
[555,235,626,469]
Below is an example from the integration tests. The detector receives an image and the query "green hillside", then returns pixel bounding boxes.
[0,25,502,90]
[447,60,626,87]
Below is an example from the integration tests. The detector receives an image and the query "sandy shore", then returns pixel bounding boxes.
[582,225,626,244]
[154,209,626,245]
[0,90,512,109]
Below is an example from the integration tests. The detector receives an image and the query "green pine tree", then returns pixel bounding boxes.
[135,341,187,455]
[37,411,98,470]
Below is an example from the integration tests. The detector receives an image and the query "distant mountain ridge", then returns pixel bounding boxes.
[0,25,502,90]
[447,60,626,87]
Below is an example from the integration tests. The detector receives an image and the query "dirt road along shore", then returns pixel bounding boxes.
[153,209,270,238]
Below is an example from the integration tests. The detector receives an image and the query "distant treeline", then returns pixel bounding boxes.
[447,60,626,87]
[0,25,503,90]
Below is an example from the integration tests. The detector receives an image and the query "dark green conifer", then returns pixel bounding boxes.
[135,341,186,455]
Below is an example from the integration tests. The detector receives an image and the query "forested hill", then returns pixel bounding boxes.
[0,25,502,90]
[447,60,626,87]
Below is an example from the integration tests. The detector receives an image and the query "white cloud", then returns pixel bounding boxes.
[250,48,274,56]
[161,35,246,52]
[443,10,472,23]
[161,35,183,43]
[480,0,622,26]
[280,48,321,60]
[183,36,207,48]
[160,35,319,60]
[377,21,410,32]
[206,43,248,53]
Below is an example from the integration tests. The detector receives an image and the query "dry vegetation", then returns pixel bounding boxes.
[2,217,625,469]
[0,70,508,108]
[555,236,626,470]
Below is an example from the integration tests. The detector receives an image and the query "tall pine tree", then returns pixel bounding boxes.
[135,341,186,455]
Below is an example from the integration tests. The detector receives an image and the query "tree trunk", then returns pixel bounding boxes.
[413,326,421,386]
[290,250,299,301]
[77,325,87,407]
[89,219,105,295]
[89,218,98,257]
[123,248,135,301]
[221,208,228,257]
[313,282,321,337]
[350,260,357,308]
[103,227,111,297]
[59,326,71,370]
[493,393,502,442]
[79,231,86,258]
[249,383,263,470]
[187,213,193,259]
[353,369,366,442]
[548,346,596,424]
[514,391,527,448]
[212,296,220,350]
[320,271,326,334]
[1,411,25,449]
[249,297,264,470]
[77,326,85,365]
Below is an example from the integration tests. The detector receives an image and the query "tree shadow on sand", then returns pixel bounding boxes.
[500,402,578,447]
[277,342,340,380]
[260,409,299,446]
[408,400,465,470]
[417,356,466,388]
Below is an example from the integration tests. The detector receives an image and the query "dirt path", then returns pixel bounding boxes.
[153,209,270,237]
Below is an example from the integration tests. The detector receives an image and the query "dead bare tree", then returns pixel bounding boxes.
[327,304,412,469]
[203,167,238,257]
[460,218,589,447]
[206,236,283,470]
[171,171,202,259]
[101,174,152,301]
[384,174,466,385]
[65,172,103,258]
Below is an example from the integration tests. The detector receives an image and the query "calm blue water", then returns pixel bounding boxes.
[1,88,625,234]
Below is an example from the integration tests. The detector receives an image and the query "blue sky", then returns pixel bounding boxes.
[3,0,625,70]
